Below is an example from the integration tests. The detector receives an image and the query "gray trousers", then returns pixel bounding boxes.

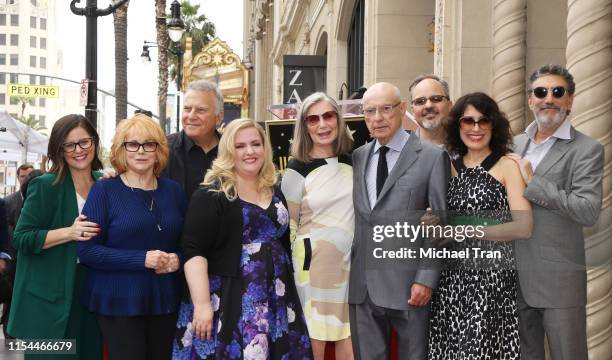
[349,293,429,360]
[517,288,588,360]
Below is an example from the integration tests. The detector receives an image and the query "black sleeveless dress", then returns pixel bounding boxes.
[428,153,520,359]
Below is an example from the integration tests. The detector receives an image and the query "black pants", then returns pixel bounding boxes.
[97,313,177,360]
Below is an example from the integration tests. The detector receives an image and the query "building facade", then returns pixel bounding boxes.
[244,0,611,358]
[0,0,59,132]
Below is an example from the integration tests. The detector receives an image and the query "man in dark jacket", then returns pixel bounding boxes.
[162,80,224,198]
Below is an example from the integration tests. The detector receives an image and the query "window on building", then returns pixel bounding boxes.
[0,14,6,26]
[30,36,36,48]
[31,0,38,5]
[39,57,46,69]
[9,73,17,83]
[28,114,35,121]
[347,0,365,96]
[9,97,19,105]
[0,94,5,105]
[30,16,36,28]
[0,34,5,46]
[39,98,46,107]
[29,75,36,84]
[10,34,18,46]
[0,54,5,65]
[0,73,5,84]
[39,77,46,85]
[30,55,36,67]
[40,37,46,49]
[10,15,18,26]
[10,54,18,66]
[40,18,46,30]
[39,115,46,127]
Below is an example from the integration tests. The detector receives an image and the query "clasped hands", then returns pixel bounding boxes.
[145,250,180,274]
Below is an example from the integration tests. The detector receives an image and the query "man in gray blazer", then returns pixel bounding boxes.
[349,82,450,359]
[508,64,604,360]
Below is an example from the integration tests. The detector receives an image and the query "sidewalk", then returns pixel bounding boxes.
[0,304,23,360]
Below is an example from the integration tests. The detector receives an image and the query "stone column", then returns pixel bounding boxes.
[491,0,527,134]
[566,0,612,358]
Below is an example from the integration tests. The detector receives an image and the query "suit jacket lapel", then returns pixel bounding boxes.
[535,135,573,176]
[514,134,530,157]
[375,134,420,204]
[359,141,375,211]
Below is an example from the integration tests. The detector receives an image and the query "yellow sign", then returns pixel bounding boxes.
[6,83,59,98]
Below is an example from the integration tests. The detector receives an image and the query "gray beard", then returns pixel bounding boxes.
[421,119,441,130]
[533,108,567,132]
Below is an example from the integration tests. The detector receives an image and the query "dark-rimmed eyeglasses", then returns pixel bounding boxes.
[531,86,567,99]
[123,141,159,152]
[459,116,492,130]
[411,95,448,107]
[305,110,337,126]
[363,102,401,117]
[62,137,93,153]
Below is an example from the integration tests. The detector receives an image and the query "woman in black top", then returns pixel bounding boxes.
[172,118,312,359]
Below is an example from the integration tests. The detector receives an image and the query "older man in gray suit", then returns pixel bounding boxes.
[508,64,604,360]
[349,82,450,359]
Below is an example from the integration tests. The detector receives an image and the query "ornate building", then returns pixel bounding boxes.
[244,0,611,358]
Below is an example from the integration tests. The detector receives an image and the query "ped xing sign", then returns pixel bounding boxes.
[7,83,60,98]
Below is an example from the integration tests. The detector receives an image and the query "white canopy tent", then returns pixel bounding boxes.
[0,110,49,162]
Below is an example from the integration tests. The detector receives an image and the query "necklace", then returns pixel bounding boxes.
[122,174,162,231]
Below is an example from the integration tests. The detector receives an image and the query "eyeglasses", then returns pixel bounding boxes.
[62,137,93,153]
[459,116,492,130]
[305,110,337,126]
[123,141,159,152]
[363,102,401,117]
[531,86,567,99]
[411,95,448,107]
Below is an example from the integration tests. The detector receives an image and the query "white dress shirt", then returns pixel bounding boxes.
[523,118,571,170]
[365,128,410,208]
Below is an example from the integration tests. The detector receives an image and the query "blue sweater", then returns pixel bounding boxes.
[78,176,187,316]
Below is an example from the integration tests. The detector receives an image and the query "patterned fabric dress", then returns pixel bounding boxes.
[428,153,520,359]
[172,195,312,359]
[280,156,354,341]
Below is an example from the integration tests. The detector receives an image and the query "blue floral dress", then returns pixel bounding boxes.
[173,195,312,359]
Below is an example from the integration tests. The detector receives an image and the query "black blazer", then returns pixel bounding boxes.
[182,184,291,278]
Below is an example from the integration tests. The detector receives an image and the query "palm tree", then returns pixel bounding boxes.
[113,0,129,124]
[155,0,170,133]
[168,0,216,82]
[13,97,46,131]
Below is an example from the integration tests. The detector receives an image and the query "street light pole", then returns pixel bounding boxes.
[167,0,185,133]
[70,0,129,129]
[173,44,184,133]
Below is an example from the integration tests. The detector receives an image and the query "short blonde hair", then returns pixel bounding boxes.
[203,118,277,200]
[110,114,169,177]
[291,92,353,162]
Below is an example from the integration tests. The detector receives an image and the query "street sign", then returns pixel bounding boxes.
[6,83,60,98]
[80,79,89,106]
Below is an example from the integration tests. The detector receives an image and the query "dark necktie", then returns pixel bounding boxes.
[376,146,389,197]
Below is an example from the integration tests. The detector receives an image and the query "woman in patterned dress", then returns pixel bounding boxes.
[428,92,533,359]
[173,118,312,359]
[281,92,355,360]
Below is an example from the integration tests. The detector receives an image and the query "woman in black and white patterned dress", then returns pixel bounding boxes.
[428,92,532,359]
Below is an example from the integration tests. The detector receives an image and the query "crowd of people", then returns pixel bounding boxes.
[0,63,604,360]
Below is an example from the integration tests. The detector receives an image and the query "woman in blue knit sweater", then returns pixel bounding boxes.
[78,114,187,360]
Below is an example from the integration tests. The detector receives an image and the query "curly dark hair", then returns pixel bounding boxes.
[445,92,513,158]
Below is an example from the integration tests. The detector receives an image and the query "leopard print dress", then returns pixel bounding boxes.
[428,152,520,359]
